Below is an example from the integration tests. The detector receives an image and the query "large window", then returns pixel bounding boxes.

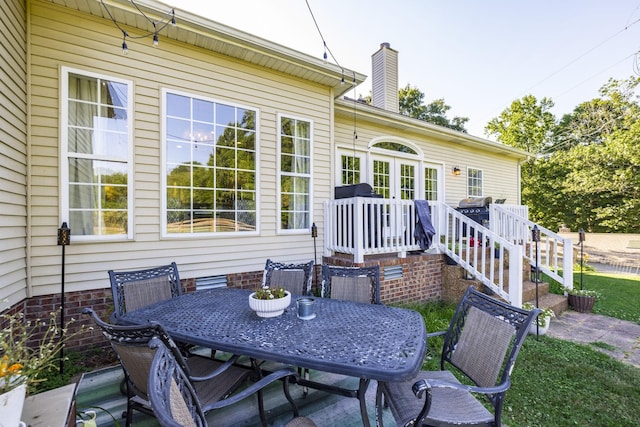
[279,115,311,231]
[163,91,257,234]
[468,167,483,197]
[61,68,132,239]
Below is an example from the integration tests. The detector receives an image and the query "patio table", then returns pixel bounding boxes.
[119,287,427,426]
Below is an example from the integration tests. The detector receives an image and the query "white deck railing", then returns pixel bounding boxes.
[324,198,526,306]
[437,203,523,305]
[323,197,423,261]
[490,204,574,291]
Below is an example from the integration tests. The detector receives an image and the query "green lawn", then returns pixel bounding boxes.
[406,272,640,427]
[575,271,640,324]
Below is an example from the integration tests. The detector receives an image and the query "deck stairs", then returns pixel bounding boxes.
[442,245,568,316]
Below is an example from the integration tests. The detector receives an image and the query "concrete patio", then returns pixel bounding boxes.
[75,360,399,426]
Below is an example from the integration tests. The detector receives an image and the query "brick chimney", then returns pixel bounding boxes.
[371,42,399,113]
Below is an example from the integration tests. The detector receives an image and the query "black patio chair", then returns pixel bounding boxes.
[83,308,290,427]
[148,337,316,427]
[108,262,182,323]
[262,259,314,296]
[376,286,540,427]
[321,265,381,304]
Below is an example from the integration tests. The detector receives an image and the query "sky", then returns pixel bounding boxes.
[163,0,640,138]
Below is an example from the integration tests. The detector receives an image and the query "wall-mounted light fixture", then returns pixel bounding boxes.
[452,166,461,176]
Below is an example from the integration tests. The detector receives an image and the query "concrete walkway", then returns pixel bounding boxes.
[546,310,640,368]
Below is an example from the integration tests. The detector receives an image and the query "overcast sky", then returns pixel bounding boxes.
[163,0,640,138]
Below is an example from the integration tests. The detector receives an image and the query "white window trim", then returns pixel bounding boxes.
[368,135,424,159]
[277,113,313,235]
[467,166,484,197]
[335,148,367,187]
[59,66,134,242]
[160,88,261,238]
[424,162,444,202]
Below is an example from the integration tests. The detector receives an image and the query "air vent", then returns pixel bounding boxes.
[196,275,227,290]
[383,265,403,280]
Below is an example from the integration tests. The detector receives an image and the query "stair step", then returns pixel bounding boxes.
[525,293,568,317]
[522,280,549,302]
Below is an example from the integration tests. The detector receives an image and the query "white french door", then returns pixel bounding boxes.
[371,156,419,200]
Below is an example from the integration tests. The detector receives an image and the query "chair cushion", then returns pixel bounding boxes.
[450,306,515,387]
[381,370,494,427]
[270,270,306,295]
[187,355,252,405]
[331,276,371,303]
[169,378,197,427]
[122,277,173,312]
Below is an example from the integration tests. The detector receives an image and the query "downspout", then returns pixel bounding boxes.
[324,87,335,259]
[25,0,33,298]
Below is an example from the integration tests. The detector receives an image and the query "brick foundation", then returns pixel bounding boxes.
[323,252,443,304]
[3,253,445,356]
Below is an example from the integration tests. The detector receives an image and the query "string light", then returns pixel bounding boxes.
[101,0,176,54]
[121,31,128,55]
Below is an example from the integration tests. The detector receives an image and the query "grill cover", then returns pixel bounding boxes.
[458,196,492,208]
[334,183,382,199]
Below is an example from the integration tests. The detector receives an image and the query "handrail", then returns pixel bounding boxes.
[323,197,422,262]
[437,203,523,306]
[324,198,525,306]
[490,204,574,291]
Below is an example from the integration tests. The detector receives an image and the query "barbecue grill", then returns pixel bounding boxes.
[456,196,492,235]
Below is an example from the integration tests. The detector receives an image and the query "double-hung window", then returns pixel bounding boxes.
[468,167,483,197]
[61,68,132,240]
[279,115,312,231]
[163,91,257,235]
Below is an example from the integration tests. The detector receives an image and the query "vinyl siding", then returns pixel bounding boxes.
[0,0,28,304]
[27,1,332,294]
[333,113,521,205]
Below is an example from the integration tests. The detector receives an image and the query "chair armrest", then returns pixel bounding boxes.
[202,367,298,411]
[412,377,511,398]
[189,354,243,382]
[426,330,446,339]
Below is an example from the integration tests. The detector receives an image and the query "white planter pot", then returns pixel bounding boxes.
[0,382,26,427]
[528,316,551,336]
[249,291,291,318]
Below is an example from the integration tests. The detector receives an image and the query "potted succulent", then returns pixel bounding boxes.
[249,286,291,318]
[0,307,85,426]
[564,287,600,313]
[523,302,555,335]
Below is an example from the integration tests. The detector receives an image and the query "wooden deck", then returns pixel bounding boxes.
[75,361,399,426]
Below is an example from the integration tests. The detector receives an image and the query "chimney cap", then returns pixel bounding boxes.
[380,42,391,49]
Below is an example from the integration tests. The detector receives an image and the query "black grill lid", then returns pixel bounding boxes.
[458,196,493,208]
[334,183,382,199]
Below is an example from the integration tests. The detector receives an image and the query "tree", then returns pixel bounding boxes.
[554,76,640,150]
[486,77,640,233]
[398,84,469,132]
[485,94,557,154]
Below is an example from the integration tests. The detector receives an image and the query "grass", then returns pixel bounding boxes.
[548,269,640,324]
[407,271,640,427]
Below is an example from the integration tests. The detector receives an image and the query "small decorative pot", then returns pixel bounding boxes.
[249,291,291,318]
[568,294,595,313]
[528,316,551,336]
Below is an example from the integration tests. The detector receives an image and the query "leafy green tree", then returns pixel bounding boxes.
[398,84,469,132]
[487,77,640,233]
[554,77,640,150]
[563,119,640,232]
[485,94,557,154]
